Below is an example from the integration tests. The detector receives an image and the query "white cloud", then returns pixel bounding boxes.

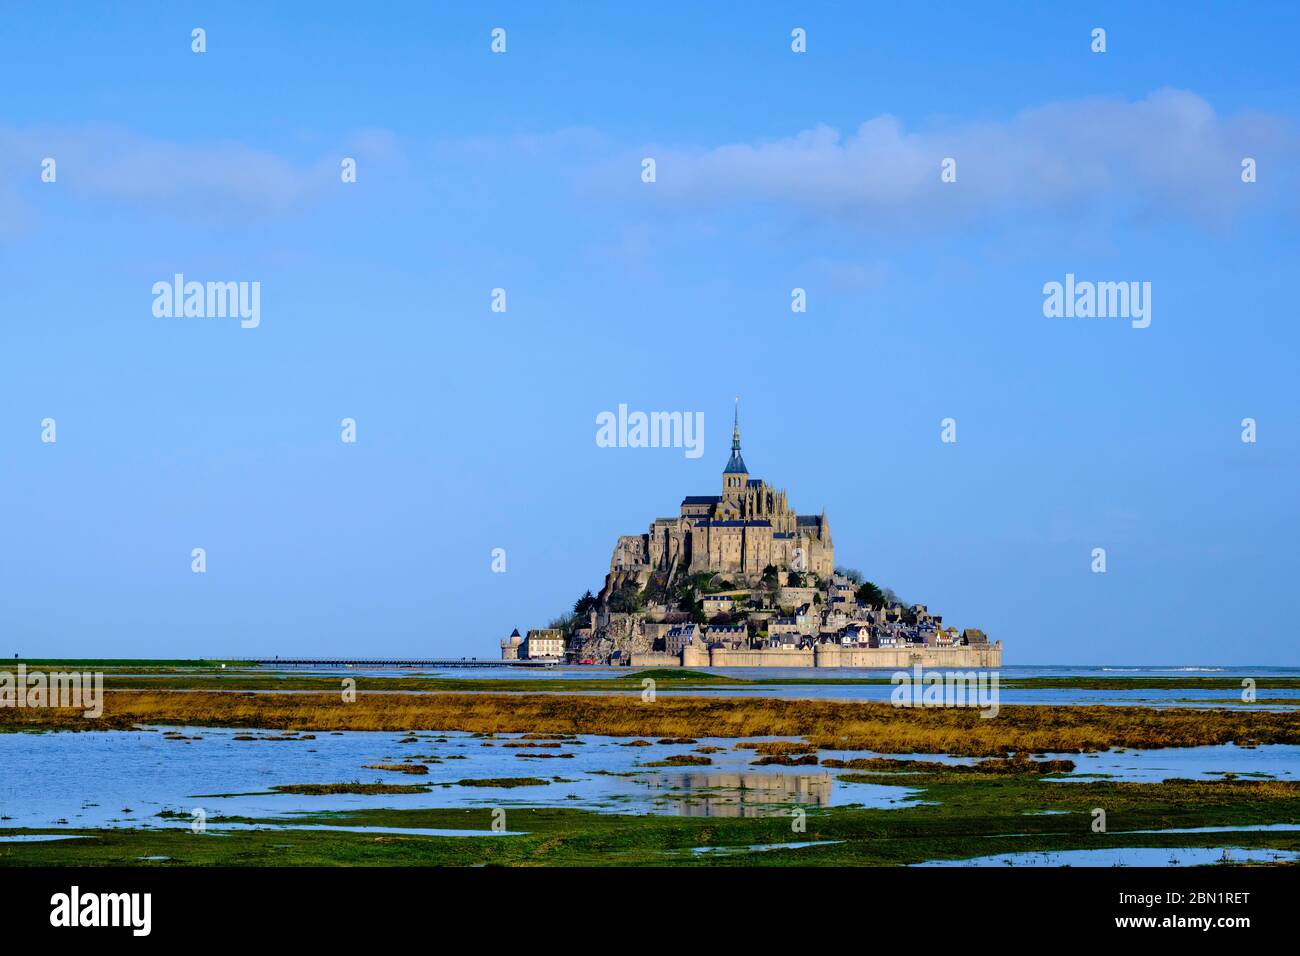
[640,89,1296,229]
[0,125,401,227]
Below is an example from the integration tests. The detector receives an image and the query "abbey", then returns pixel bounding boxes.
[500,404,999,669]
[606,406,833,589]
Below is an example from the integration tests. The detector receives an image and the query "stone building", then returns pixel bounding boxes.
[704,623,747,647]
[521,404,999,669]
[523,628,564,659]
[606,406,833,589]
[500,628,522,660]
[701,594,736,618]
[664,623,700,655]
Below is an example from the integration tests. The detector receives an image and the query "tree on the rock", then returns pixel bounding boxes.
[836,566,864,585]
[855,580,886,607]
[608,582,644,614]
[573,590,598,617]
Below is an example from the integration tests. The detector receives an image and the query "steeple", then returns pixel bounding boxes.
[723,397,748,476]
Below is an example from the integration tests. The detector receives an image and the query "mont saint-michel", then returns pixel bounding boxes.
[503,408,1002,669]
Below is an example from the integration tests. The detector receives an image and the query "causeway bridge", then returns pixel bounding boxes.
[243,657,561,668]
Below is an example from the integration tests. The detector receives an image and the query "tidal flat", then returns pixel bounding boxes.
[1,719,1299,866]
[6,688,1300,755]
[3,665,1298,867]
[3,765,1300,867]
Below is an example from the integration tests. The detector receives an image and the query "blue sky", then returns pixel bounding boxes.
[1,2,1297,664]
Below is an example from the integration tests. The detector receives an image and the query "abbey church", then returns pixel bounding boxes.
[502,404,999,668]
[605,407,834,589]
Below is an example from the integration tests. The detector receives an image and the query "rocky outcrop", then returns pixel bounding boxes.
[571,612,656,664]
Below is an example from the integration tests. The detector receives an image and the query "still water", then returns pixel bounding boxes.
[2,727,1298,832]
[0,727,917,830]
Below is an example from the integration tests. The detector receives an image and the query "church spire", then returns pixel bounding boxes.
[723,397,748,476]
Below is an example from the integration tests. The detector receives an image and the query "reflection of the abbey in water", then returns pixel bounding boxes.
[641,772,832,817]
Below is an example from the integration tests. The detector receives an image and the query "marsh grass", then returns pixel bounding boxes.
[6,775,1299,867]
[454,777,549,788]
[5,690,1300,756]
[642,754,713,767]
[825,754,1076,775]
[738,741,817,755]
[272,782,429,795]
[515,752,574,759]
[361,764,429,775]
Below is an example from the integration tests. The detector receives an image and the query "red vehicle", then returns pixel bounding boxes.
[579,658,595,665]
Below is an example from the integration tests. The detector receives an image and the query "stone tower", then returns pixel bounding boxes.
[722,399,748,500]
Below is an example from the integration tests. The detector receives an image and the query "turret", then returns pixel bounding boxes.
[500,628,523,661]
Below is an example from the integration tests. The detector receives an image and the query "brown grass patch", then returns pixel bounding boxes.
[822,754,1076,774]
[501,741,562,748]
[272,783,428,795]
[643,754,713,767]
[736,740,817,755]
[5,690,1300,757]
[455,777,549,788]
[751,754,819,766]
[361,763,429,775]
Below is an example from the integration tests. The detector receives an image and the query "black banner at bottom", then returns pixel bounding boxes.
[0,864,1284,941]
